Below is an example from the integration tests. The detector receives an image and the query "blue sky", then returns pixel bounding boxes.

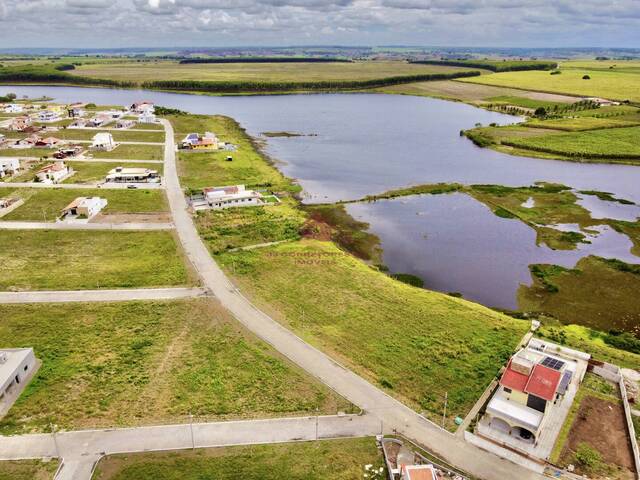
[0,0,638,48]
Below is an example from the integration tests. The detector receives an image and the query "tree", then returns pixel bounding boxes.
[6,93,16,100]
[534,107,547,117]
[582,74,591,80]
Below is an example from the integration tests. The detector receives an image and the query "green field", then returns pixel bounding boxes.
[45,128,164,143]
[90,144,163,161]
[64,161,163,183]
[1,188,168,221]
[0,459,59,480]
[526,116,640,131]
[459,69,640,102]
[171,114,293,192]
[71,60,468,83]
[93,438,383,480]
[0,299,349,434]
[0,230,193,290]
[217,240,528,429]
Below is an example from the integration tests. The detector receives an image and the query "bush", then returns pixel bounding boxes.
[54,64,75,71]
[575,443,602,471]
[550,70,561,75]
[582,74,591,80]
[534,107,547,117]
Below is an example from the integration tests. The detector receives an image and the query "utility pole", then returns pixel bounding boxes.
[442,392,448,429]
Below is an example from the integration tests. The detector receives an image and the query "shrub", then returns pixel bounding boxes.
[582,74,591,80]
[54,64,75,71]
[575,443,602,471]
[550,70,561,75]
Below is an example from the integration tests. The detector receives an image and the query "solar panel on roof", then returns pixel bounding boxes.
[557,370,573,395]
[541,356,565,371]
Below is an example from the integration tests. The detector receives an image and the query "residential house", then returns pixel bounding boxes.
[131,101,155,114]
[401,465,437,480]
[479,340,589,452]
[8,116,33,132]
[4,104,23,114]
[115,119,135,129]
[105,167,160,184]
[38,110,61,123]
[54,145,83,159]
[60,196,107,221]
[0,158,20,178]
[11,134,41,149]
[69,118,89,128]
[35,161,72,184]
[180,132,219,150]
[198,185,264,210]
[0,348,38,417]
[88,114,112,128]
[0,133,5,145]
[104,110,125,120]
[91,132,116,151]
[138,111,156,124]
[35,137,63,148]
[67,105,86,118]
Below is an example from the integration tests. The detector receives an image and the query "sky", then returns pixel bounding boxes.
[0,0,638,49]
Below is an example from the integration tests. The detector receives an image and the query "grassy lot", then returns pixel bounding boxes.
[519,256,640,337]
[1,188,168,221]
[537,324,640,370]
[0,459,59,480]
[170,114,294,192]
[216,239,529,429]
[486,95,570,110]
[459,69,640,102]
[0,230,193,290]
[47,128,164,143]
[526,116,640,131]
[0,147,55,158]
[561,59,640,74]
[64,161,164,184]
[93,438,384,480]
[0,299,350,434]
[90,144,164,161]
[196,202,305,253]
[71,60,469,83]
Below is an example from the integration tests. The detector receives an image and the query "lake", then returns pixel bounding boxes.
[3,85,639,310]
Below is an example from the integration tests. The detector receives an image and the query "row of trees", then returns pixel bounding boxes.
[179,57,352,64]
[142,70,481,93]
[409,60,558,72]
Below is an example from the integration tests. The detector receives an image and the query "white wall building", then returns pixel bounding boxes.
[105,167,160,184]
[0,348,38,417]
[61,196,107,221]
[38,110,60,122]
[35,161,71,184]
[4,104,23,113]
[198,185,264,210]
[91,132,116,151]
[0,158,20,178]
[138,111,157,124]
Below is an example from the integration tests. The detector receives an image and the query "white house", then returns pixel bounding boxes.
[0,348,38,417]
[131,101,155,114]
[115,119,135,129]
[88,114,112,128]
[197,185,264,210]
[0,158,20,178]
[38,110,60,122]
[104,110,125,119]
[105,167,160,184]
[35,161,72,184]
[60,197,107,221]
[4,104,23,114]
[91,132,116,151]
[0,133,5,144]
[138,111,157,124]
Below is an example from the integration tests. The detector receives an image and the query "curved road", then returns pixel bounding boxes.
[160,119,545,480]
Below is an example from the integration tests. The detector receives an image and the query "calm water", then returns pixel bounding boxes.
[3,85,640,310]
[347,194,639,309]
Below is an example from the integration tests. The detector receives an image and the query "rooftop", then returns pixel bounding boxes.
[0,348,33,388]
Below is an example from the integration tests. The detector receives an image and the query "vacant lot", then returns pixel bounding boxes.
[71,60,468,83]
[93,438,383,480]
[90,144,164,161]
[51,129,164,143]
[0,459,59,480]
[0,230,193,290]
[0,299,349,434]
[217,239,528,429]
[459,69,640,102]
[1,188,168,221]
[170,114,293,192]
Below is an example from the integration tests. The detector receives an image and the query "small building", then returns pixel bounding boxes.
[0,133,5,144]
[60,196,107,221]
[88,114,112,128]
[67,105,86,118]
[180,132,219,150]
[115,119,135,129]
[104,110,125,120]
[69,118,89,128]
[11,134,40,149]
[8,116,32,132]
[0,348,38,417]
[38,110,60,123]
[35,136,63,148]
[199,185,264,210]
[401,465,437,480]
[91,132,116,151]
[138,111,157,124]
[105,166,160,184]
[35,161,71,184]
[131,101,155,114]
[4,104,23,114]
[0,158,20,178]
[54,145,83,159]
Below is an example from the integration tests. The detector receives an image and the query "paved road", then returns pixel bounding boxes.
[0,287,208,304]
[0,415,380,480]
[0,221,173,231]
[159,120,546,480]
[0,182,163,190]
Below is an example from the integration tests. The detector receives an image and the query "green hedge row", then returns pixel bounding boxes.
[142,70,481,93]
[500,140,640,159]
[179,57,352,64]
[409,60,558,72]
